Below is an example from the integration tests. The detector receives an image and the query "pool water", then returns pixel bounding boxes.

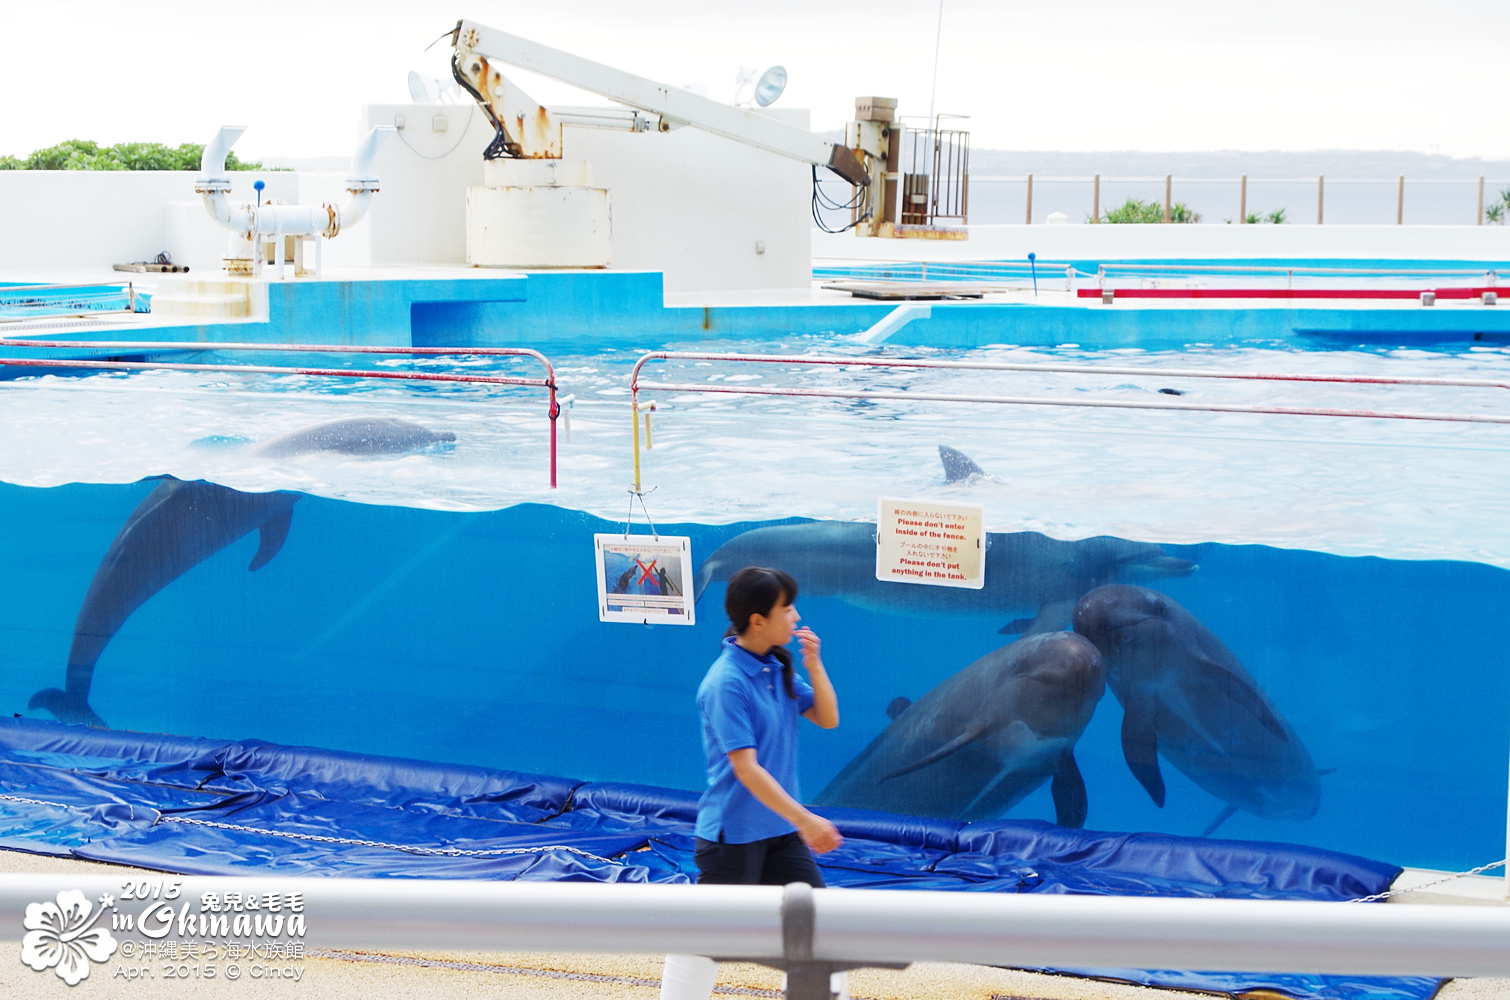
[0,332,1505,873]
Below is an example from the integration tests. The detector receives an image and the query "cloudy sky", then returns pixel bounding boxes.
[1,0,1503,160]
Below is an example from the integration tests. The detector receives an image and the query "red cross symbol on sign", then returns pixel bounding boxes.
[634,558,659,585]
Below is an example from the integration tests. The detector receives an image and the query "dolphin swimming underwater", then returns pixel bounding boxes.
[254,417,456,458]
[29,417,454,728]
[695,522,1194,634]
[814,631,1105,825]
[1071,584,1321,834]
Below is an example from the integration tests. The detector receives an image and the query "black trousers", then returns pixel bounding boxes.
[694,831,826,887]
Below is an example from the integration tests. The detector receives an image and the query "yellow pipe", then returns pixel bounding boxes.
[644,408,653,450]
[631,401,642,491]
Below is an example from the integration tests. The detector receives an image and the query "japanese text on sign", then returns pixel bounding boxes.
[875,498,985,590]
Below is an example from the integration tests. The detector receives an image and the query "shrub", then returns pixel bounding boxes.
[1096,197,1201,224]
[0,140,262,171]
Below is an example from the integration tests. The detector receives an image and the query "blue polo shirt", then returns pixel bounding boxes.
[695,636,815,844]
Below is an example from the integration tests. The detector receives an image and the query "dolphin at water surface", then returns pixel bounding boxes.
[1071,584,1321,834]
[814,631,1105,825]
[29,417,454,727]
[695,522,1195,634]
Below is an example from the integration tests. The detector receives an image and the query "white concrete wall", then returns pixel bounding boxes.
[358,103,493,266]
[560,109,812,292]
[354,103,813,291]
[814,223,1510,263]
[0,172,297,272]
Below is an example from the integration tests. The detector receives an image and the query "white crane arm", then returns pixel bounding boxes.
[450,20,868,185]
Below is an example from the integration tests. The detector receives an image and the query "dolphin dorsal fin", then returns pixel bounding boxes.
[248,506,294,572]
[877,723,989,783]
[938,445,988,484]
[886,696,912,721]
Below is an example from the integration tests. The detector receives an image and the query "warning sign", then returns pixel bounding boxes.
[875,498,985,590]
[594,534,696,625]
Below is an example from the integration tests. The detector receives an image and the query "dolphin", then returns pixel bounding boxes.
[695,522,1195,635]
[30,417,456,727]
[1071,584,1320,834]
[254,417,456,458]
[938,446,1002,485]
[814,631,1105,826]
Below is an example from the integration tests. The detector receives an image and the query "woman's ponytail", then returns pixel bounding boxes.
[724,566,800,699]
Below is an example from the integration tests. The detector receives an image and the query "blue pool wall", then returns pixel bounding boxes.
[8,258,1510,360]
[1,481,1506,875]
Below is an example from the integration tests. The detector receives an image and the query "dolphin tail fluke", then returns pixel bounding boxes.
[1051,750,1089,828]
[877,724,988,784]
[693,559,718,604]
[1200,804,1240,838]
[1001,599,1076,636]
[248,506,295,572]
[27,688,108,728]
[1121,701,1166,807]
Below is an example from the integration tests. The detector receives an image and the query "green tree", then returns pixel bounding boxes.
[1096,197,1201,223]
[1487,204,1505,224]
[7,139,262,170]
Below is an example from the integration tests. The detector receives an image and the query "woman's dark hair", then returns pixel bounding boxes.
[725,566,799,698]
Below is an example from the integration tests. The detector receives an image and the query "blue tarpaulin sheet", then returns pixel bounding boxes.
[0,718,1437,1000]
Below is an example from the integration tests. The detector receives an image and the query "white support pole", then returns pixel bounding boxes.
[854,303,932,344]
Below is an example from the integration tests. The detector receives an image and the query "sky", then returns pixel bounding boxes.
[0,0,1506,161]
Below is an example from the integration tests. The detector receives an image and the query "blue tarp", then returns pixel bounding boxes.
[0,718,1437,1000]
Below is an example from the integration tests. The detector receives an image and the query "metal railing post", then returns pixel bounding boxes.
[1479,175,1486,225]
[1024,173,1033,225]
[1092,173,1100,223]
[1397,175,1405,226]
[1317,174,1325,225]
[1163,174,1172,223]
[1239,174,1247,224]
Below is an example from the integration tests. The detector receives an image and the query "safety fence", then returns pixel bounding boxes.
[2,875,1509,999]
[0,281,140,320]
[0,339,562,487]
[627,350,1510,489]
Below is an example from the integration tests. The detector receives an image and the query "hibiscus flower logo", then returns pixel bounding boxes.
[21,890,118,985]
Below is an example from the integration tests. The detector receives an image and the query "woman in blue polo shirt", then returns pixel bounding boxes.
[660,565,841,1000]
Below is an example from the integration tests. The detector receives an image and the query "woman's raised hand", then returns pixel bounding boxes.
[795,626,821,670]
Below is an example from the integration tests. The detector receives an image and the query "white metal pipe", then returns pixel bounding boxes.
[3,877,1509,978]
[854,303,931,344]
[812,889,1510,977]
[194,126,393,242]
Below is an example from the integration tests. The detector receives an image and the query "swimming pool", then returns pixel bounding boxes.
[0,318,1506,876]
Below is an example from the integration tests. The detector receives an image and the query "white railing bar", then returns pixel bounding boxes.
[967,175,1510,185]
[637,380,1510,425]
[0,281,135,294]
[2,876,1508,978]
[635,351,1510,391]
[1100,263,1498,278]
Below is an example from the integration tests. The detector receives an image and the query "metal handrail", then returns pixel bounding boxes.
[2,875,1509,989]
[0,281,137,316]
[0,339,561,487]
[627,351,1510,489]
[1100,263,1500,279]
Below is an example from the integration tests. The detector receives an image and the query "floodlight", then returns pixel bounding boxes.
[408,70,435,104]
[753,66,787,107]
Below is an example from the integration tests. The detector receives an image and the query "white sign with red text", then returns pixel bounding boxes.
[875,498,985,590]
